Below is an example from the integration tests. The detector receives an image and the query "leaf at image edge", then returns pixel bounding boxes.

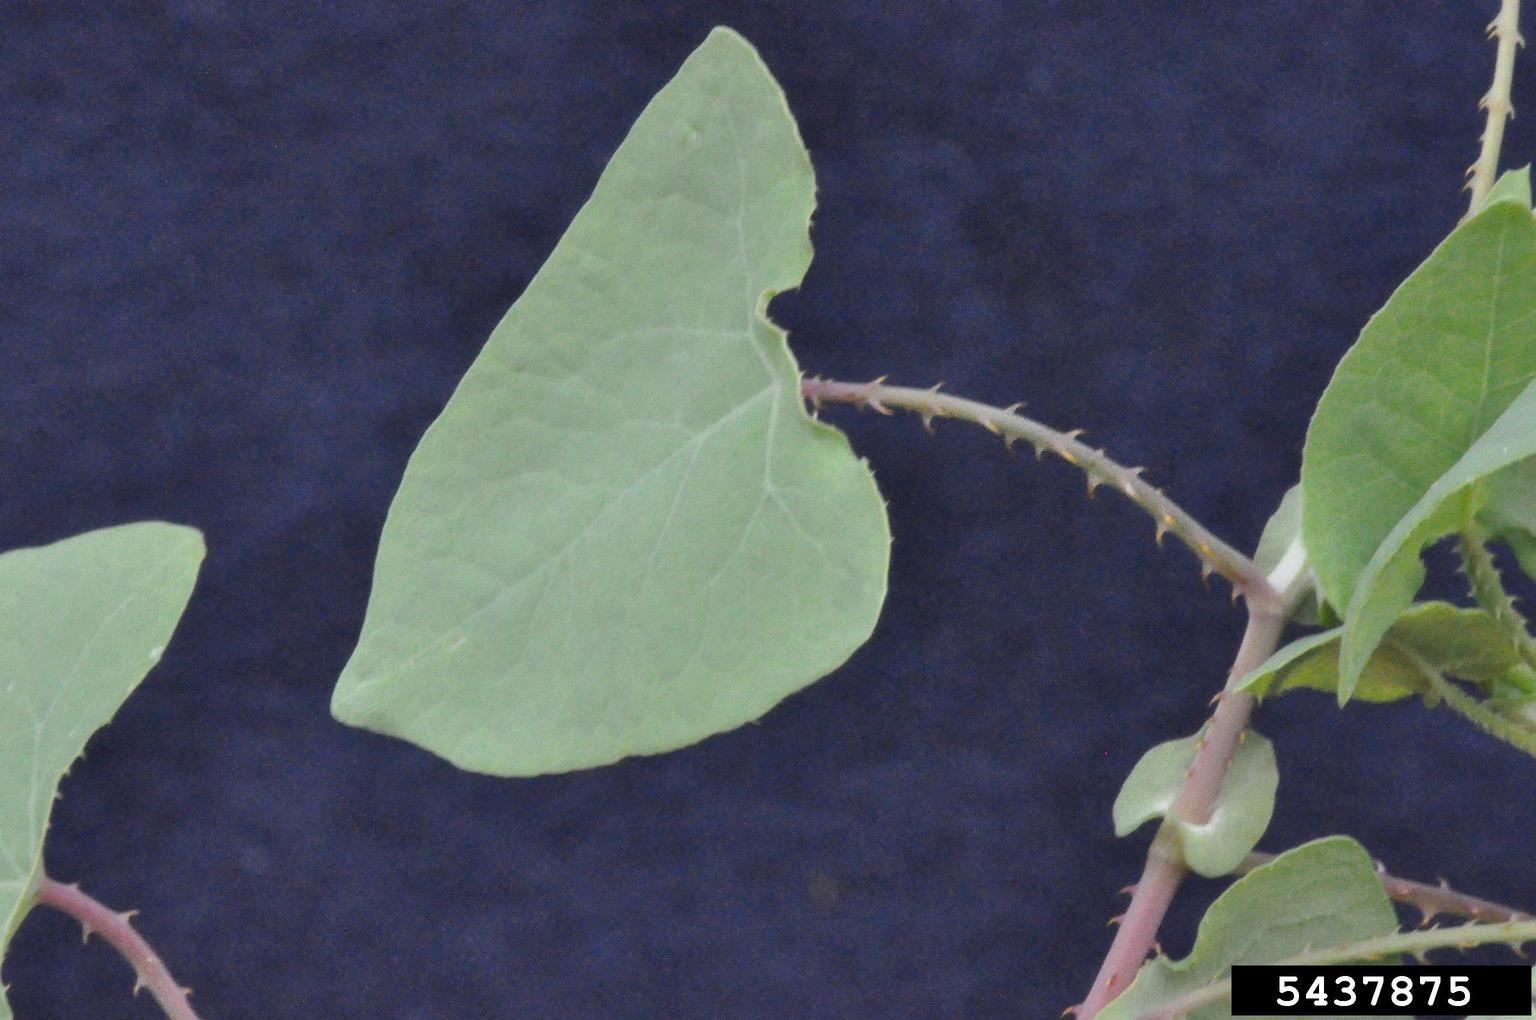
[1483,165,1533,211]
[332,27,891,776]
[1301,200,1536,622]
[0,522,205,1016]
[1097,836,1403,1020]
[1339,381,1536,700]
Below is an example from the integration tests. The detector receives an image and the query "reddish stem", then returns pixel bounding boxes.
[1077,605,1286,1017]
[1240,850,1535,925]
[33,876,201,1020]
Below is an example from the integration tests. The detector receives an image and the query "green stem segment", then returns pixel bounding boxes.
[1135,920,1536,1020]
[1457,526,1536,671]
[800,377,1271,602]
[1467,0,1523,215]
[34,876,202,1020]
[1423,668,1536,757]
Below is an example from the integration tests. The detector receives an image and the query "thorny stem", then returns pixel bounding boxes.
[1239,850,1536,925]
[33,876,201,1020]
[1456,524,1536,670]
[1467,0,1523,215]
[1134,919,1536,1020]
[799,375,1298,1017]
[1421,666,1536,756]
[799,377,1271,599]
[1076,605,1288,1018]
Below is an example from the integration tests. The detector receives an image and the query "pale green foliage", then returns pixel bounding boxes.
[1482,164,1532,210]
[1253,485,1302,578]
[1300,192,1536,701]
[1098,837,1401,1020]
[1481,460,1536,578]
[1112,731,1276,877]
[333,29,890,776]
[1238,601,1535,703]
[0,524,203,1015]
[1337,378,1536,699]
[1252,484,1320,624]
[1302,196,1536,615]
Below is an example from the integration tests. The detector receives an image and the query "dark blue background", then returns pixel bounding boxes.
[3,2,1533,1017]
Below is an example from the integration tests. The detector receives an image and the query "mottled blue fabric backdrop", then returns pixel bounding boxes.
[3,3,1531,1017]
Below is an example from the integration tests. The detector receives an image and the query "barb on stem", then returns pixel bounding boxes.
[1466,0,1523,214]
[800,375,1272,603]
[32,876,202,1020]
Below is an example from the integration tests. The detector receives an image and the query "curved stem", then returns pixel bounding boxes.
[1136,919,1536,1020]
[1077,605,1288,1017]
[1467,0,1523,215]
[799,375,1296,1015]
[33,876,201,1020]
[1239,850,1535,925]
[1457,525,1536,670]
[801,377,1271,601]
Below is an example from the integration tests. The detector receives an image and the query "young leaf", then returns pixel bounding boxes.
[1480,459,1536,579]
[1112,731,1277,877]
[0,523,204,1014]
[332,28,891,776]
[1097,837,1401,1020]
[1338,379,1536,699]
[1253,485,1302,578]
[1301,199,1536,622]
[1237,601,1535,703]
[1252,484,1321,624]
[1482,164,1533,211]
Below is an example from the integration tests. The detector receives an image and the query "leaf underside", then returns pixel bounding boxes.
[1112,730,1277,877]
[1301,193,1536,700]
[1238,601,1531,704]
[1338,377,1536,698]
[0,523,204,1017]
[1482,459,1536,578]
[333,27,890,776]
[1252,484,1320,625]
[1098,837,1402,1020]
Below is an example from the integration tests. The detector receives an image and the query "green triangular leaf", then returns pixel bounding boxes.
[1482,165,1533,211]
[1301,200,1536,628]
[1112,730,1277,877]
[1097,837,1402,1020]
[0,523,204,1016]
[332,28,891,776]
[1339,380,1536,700]
[1238,601,1534,703]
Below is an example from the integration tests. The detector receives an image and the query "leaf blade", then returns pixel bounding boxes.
[1112,730,1277,877]
[1237,601,1531,703]
[333,28,890,776]
[1097,836,1402,1020]
[1340,380,1536,697]
[1302,201,1536,619]
[0,523,204,1012]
